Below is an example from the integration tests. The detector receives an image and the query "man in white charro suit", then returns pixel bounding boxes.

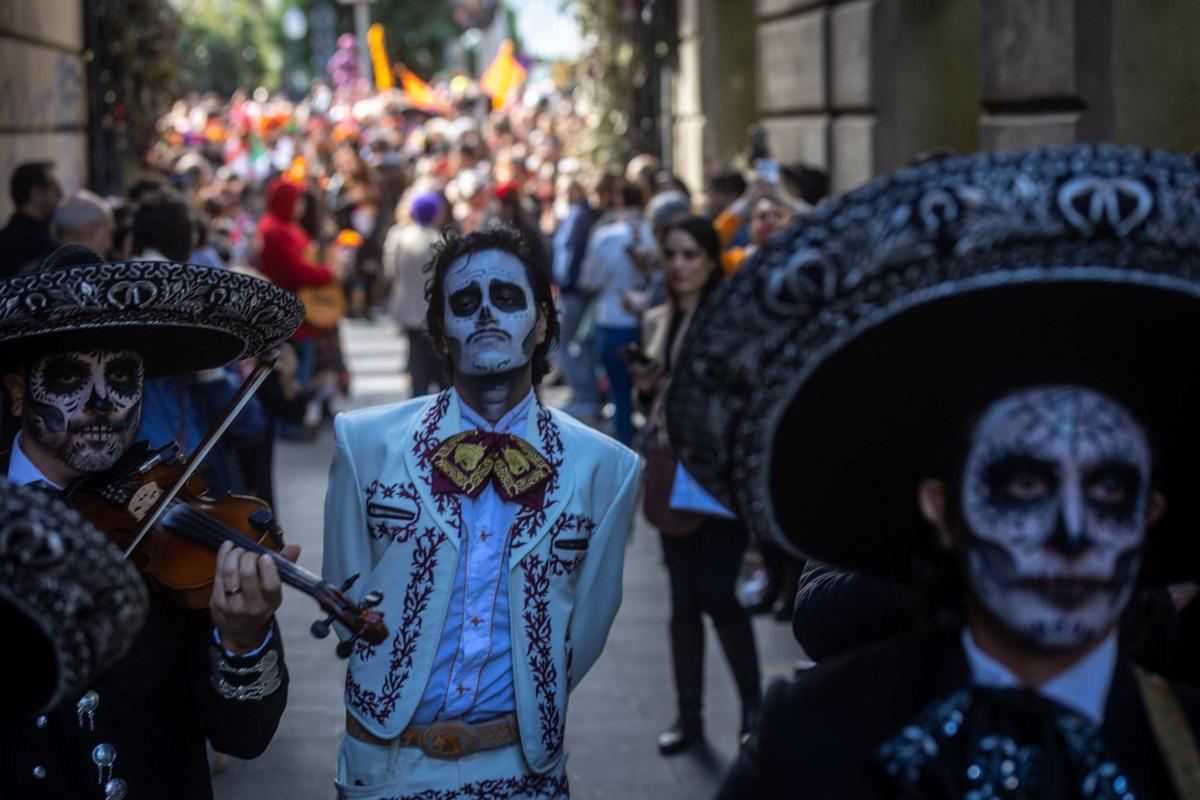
[324,226,642,799]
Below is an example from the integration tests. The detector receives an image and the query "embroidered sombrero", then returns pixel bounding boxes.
[0,246,305,377]
[667,145,1200,584]
[0,477,149,716]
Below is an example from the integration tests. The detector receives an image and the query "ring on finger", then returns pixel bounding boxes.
[225,586,243,597]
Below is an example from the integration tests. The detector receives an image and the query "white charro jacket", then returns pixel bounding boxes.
[322,389,642,773]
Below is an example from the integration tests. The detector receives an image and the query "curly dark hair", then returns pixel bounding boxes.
[424,225,560,385]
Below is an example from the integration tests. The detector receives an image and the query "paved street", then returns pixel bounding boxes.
[213,318,804,799]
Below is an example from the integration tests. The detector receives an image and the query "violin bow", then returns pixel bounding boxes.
[121,350,279,559]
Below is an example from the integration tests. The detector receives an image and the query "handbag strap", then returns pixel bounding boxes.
[1135,666,1200,798]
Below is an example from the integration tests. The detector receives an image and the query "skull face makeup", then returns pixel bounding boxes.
[443,249,539,376]
[23,349,145,475]
[960,386,1152,651]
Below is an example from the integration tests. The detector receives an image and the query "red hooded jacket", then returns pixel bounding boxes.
[257,178,335,340]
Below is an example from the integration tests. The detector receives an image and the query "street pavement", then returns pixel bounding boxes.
[213,318,804,799]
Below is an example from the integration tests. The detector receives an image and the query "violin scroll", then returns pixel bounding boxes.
[310,573,388,658]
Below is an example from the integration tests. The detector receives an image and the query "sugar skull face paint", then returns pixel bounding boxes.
[960,386,1151,651]
[443,249,538,376]
[24,349,144,474]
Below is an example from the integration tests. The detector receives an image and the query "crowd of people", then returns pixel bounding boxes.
[11,57,1200,800]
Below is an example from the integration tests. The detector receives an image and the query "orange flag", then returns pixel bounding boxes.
[480,40,528,110]
[367,24,394,90]
[396,64,447,114]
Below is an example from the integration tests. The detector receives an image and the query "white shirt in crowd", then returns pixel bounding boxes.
[384,223,441,332]
[578,211,654,330]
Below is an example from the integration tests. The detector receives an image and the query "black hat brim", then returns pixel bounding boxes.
[0,261,304,377]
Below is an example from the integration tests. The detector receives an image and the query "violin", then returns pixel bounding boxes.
[64,441,387,657]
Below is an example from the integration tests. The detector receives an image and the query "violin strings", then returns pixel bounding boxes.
[161,505,326,595]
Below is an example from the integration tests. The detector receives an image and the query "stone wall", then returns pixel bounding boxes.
[673,0,759,193]
[980,0,1200,152]
[676,0,1200,200]
[0,0,88,220]
[754,0,980,195]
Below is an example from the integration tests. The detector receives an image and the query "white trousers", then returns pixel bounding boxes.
[335,733,569,800]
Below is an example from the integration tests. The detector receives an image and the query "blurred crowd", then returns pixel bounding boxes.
[0,74,824,511]
[0,73,832,756]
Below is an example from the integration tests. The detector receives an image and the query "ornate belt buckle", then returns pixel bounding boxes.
[418,720,478,760]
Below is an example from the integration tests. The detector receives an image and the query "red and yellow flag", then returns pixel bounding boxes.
[480,40,528,110]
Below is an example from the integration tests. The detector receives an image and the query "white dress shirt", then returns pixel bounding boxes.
[6,432,60,488]
[961,628,1117,726]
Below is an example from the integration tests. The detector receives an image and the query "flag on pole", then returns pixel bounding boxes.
[367,24,394,90]
[480,40,529,110]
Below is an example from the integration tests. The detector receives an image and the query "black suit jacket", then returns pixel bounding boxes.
[0,211,57,277]
[0,585,289,799]
[720,628,1200,799]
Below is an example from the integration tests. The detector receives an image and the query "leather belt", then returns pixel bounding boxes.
[345,712,520,760]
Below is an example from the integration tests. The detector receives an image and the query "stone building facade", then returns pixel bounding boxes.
[673,0,1200,197]
[0,2,89,220]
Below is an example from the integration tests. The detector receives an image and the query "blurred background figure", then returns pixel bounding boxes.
[384,188,446,398]
[552,174,600,419]
[53,190,114,256]
[579,181,653,446]
[0,162,62,277]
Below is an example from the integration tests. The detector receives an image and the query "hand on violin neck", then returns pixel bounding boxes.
[210,539,302,656]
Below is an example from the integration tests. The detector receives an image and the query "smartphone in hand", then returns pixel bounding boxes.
[619,342,653,367]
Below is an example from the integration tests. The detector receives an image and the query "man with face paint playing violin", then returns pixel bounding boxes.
[0,245,306,799]
[667,146,1200,799]
[323,226,641,799]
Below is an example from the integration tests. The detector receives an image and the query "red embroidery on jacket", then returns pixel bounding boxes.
[345,390,460,723]
[521,553,562,756]
[547,514,596,577]
[414,390,452,470]
[510,408,566,549]
[363,480,422,542]
[347,525,448,723]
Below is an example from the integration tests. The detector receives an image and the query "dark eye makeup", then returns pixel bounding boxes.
[489,281,528,312]
[1084,460,1142,515]
[449,284,483,317]
[40,355,90,394]
[983,454,1057,505]
[105,356,143,393]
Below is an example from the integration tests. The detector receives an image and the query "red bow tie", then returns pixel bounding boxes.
[431,430,555,509]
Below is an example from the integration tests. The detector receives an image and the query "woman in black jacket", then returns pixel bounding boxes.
[623,215,762,755]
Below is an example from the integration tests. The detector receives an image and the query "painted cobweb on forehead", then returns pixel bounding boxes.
[984,387,1150,464]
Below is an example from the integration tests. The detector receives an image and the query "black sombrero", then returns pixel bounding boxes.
[0,246,305,377]
[0,478,149,717]
[668,145,1200,585]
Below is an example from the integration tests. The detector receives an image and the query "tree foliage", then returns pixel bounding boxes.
[567,0,651,165]
[90,0,183,189]
[175,0,286,94]
[370,0,460,80]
